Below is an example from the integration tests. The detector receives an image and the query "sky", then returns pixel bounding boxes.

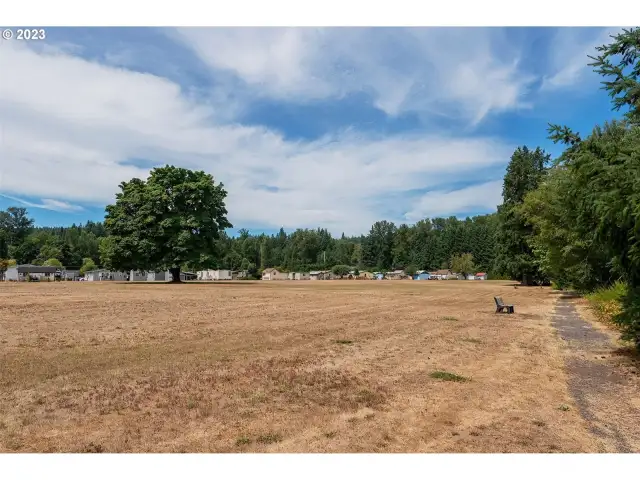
[0,27,624,236]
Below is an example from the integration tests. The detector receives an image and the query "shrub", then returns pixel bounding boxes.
[586,281,627,325]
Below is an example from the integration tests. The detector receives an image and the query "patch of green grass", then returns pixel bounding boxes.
[439,316,458,322]
[429,370,470,382]
[186,399,197,410]
[335,339,353,345]
[235,436,252,446]
[558,404,570,412]
[256,433,283,444]
[461,337,482,344]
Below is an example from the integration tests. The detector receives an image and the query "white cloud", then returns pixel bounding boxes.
[173,27,536,124]
[0,194,84,212]
[541,28,621,91]
[404,180,504,221]
[0,33,516,236]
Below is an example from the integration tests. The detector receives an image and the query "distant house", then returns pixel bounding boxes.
[414,270,431,280]
[358,271,374,280]
[430,269,459,280]
[147,271,168,282]
[231,270,248,280]
[212,269,232,281]
[309,270,329,280]
[61,267,82,281]
[374,272,385,280]
[294,272,310,280]
[262,268,287,280]
[197,269,232,281]
[3,264,59,282]
[475,272,488,281]
[386,269,407,280]
[180,271,197,281]
[85,269,127,281]
[129,270,147,282]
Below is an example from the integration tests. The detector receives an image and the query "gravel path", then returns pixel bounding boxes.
[551,295,639,453]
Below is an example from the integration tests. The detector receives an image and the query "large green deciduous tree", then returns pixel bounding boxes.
[450,253,475,278]
[103,166,233,282]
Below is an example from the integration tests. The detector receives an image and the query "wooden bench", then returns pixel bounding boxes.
[494,296,514,314]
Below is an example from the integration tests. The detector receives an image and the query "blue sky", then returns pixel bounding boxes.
[0,27,623,236]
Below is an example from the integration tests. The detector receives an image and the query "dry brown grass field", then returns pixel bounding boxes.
[0,280,617,452]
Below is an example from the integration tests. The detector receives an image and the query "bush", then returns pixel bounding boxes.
[586,281,627,327]
[614,287,640,350]
[551,281,563,291]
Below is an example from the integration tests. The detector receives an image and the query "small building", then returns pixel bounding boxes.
[197,269,232,281]
[414,270,431,280]
[85,269,127,281]
[431,269,458,280]
[212,269,232,281]
[310,270,331,280]
[386,269,407,280]
[181,271,197,281]
[147,271,168,282]
[129,270,147,282]
[374,272,385,280]
[466,274,476,280]
[262,268,288,280]
[475,272,488,281]
[358,271,374,280]
[60,267,81,281]
[231,270,248,280]
[4,265,59,281]
[197,270,211,281]
[294,272,310,280]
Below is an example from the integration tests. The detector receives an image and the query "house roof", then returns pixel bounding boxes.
[435,269,452,275]
[16,265,59,274]
[262,268,279,274]
[475,272,486,276]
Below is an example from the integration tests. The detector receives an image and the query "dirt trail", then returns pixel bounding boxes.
[551,295,640,453]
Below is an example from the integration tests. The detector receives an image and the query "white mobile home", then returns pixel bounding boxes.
[85,269,127,281]
[262,268,287,280]
[129,270,147,282]
[6,265,59,281]
[197,269,232,281]
[147,271,168,282]
[294,272,310,280]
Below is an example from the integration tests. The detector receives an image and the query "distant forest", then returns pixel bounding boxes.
[0,207,500,276]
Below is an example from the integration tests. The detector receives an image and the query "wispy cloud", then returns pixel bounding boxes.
[173,27,536,125]
[0,194,84,212]
[404,180,504,221]
[541,27,622,91]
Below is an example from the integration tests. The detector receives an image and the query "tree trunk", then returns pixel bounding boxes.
[169,267,182,283]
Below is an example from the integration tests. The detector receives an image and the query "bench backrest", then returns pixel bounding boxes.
[494,296,504,306]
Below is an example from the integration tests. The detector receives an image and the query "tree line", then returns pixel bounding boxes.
[0,205,500,281]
